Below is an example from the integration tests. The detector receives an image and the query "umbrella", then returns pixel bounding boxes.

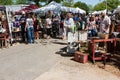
[16,4,39,14]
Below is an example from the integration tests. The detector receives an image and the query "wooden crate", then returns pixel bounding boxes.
[74,51,88,63]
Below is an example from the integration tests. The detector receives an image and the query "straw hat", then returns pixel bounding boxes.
[101,11,106,16]
[22,11,25,14]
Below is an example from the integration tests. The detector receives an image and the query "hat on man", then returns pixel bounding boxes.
[22,11,25,14]
[101,11,106,16]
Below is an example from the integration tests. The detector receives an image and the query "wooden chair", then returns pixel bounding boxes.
[0,33,7,48]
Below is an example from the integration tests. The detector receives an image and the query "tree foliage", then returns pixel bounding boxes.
[88,4,94,12]
[94,0,120,11]
[74,1,89,12]
[27,0,63,6]
[62,0,74,7]
[16,0,27,4]
[0,0,13,5]
[47,0,63,4]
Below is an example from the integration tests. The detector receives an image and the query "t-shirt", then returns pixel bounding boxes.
[13,19,20,27]
[100,15,111,33]
[64,18,74,28]
[46,18,52,28]
[88,21,96,30]
[73,17,79,22]
[20,16,26,26]
[26,18,34,28]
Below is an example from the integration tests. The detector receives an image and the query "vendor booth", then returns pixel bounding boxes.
[16,4,39,14]
[0,6,10,48]
[34,1,86,14]
[34,1,61,14]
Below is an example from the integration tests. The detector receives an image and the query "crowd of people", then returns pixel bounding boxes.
[11,10,112,44]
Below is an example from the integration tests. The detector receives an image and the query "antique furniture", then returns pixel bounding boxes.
[88,38,116,63]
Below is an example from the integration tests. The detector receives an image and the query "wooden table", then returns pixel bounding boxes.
[12,30,21,43]
[89,38,116,63]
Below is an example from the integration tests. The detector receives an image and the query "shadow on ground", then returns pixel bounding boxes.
[55,46,74,57]
[51,40,67,45]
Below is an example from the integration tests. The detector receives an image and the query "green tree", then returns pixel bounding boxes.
[94,2,106,11]
[88,4,94,12]
[32,0,45,6]
[16,0,27,4]
[47,0,63,4]
[27,0,64,6]
[0,0,13,5]
[94,0,120,11]
[62,0,74,7]
[74,1,89,12]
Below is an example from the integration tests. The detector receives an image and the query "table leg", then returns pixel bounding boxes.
[102,54,106,69]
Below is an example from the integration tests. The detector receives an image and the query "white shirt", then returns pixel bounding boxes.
[100,15,111,33]
[26,18,34,28]
[64,18,75,28]
[46,18,52,28]
[87,20,96,30]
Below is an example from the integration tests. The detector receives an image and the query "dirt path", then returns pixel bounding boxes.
[34,57,120,80]
[0,39,119,80]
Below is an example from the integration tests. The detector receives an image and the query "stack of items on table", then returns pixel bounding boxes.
[0,6,9,48]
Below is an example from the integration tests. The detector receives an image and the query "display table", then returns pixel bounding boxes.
[12,30,21,43]
[89,38,116,63]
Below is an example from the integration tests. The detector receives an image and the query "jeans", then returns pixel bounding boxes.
[88,29,97,37]
[27,27,34,43]
[21,25,26,42]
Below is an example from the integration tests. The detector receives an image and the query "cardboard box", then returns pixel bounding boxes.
[74,51,88,63]
[98,32,109,39]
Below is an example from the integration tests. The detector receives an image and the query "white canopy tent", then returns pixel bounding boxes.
[114,6,120,13]
[92,11,98,15]
[34,1,86,14]
[34,1,61,13]
[39,5,57,12]
[75,7,86,14]
[61,6,76,13]
[6,5,28,12]
[92,9,111,15]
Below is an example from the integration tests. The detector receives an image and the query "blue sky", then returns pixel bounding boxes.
[74,0,104,6]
